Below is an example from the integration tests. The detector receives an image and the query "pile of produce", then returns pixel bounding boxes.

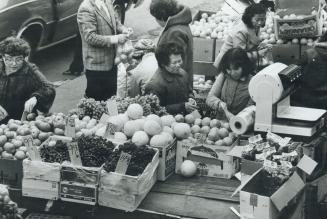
[75,94,167,121]
[174,114,236,146]
[109,94,167,116]
[0,186,22,219]
[190,11,238,39]
[76,98,107,120]
[40,135,115,167]
[241,133,303,165]
[95,104,175,148]
[103,142,156,176]
[77,135,115,167]
[193,76,213,90]
[40,140,70,163]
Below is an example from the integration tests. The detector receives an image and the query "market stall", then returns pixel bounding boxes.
[1,1,327,219]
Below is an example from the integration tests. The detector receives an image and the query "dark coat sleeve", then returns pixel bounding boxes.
[29,64,56,113]
[144,79,186,115]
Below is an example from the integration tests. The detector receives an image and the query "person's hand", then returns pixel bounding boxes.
[258,48,269,57]
[0,104,8,121]
[24,97,37,113]
[225,111,235,121]
[117,34,128,44]
[185,98,198,113]
[219,101,227,111]
[122,27,133,37]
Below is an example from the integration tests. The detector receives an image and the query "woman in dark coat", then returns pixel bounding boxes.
[0,37,55,122]
[144,42,197,115]
[150,0,193,89]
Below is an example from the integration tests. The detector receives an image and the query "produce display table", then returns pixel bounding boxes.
[18,174,240,219]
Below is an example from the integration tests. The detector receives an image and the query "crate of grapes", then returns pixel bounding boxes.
[22,135,72,200]
[98,143,159,212]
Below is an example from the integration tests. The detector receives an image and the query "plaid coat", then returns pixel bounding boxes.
[77,0,123,71]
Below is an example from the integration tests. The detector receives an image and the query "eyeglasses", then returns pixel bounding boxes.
[3,54,24,64]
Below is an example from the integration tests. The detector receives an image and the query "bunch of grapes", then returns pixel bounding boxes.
[40,140,70,163]
[109,94,167,116]
[103,142,156,176]
[77,135,115,167]
[77,98,108,120]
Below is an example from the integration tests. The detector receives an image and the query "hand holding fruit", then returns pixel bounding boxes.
[117,34,128,44]
[185,99,198,113]
[24,97,37,113]
[122,27,133,37]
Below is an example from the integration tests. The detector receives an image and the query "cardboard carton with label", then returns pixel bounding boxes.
[176,138,240,179]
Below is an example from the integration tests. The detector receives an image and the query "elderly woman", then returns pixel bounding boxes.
[144,42,197,115]
[0,37,55,122]
[150,0,193,89]
[214,3,271,70]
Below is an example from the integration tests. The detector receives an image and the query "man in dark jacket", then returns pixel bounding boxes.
[144,42,197,115]
[292,32,327,109]
[150,0,193,89]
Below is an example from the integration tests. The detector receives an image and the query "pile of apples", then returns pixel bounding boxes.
[259,12,277,45]
[191,11,238,40]
[114,40,134,65]
[193,76,213,90]
[0,113,101,160]
[174,114,237,146]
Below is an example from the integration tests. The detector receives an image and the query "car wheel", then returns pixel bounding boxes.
[20,25,42,61]
[22,36,37,61]
[113,1,126,24]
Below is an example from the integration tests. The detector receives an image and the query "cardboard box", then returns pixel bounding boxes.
[274,0,323,39]
[215,39,224,58]
[241,158,263,182]
[0,159,23,188]
[193,37,216,62]
[272,44,300,65]
[22,178,59,200]
[176,140,239,179]
[302,132,327,180]
[193,61,217,77]
[59,162,102,205]
[150,140,177,181]
[98,148,159,211]
[236,154,318,219]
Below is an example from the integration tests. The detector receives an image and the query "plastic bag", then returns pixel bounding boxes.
[116,63,128,98]
[115,40,134,65]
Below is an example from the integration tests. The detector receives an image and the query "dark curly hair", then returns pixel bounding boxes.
[0,37,31,57]
[218,48,254,78]
[150,0,181,22]
[242,3,267,28]
[155,42,184,68]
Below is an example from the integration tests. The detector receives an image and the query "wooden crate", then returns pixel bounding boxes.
[60,162,102,205]
[98,148,159,211]
[22,178,59,200]
[192,10,216,67]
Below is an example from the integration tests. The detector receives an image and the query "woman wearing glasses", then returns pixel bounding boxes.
[213,3,272,72]
[0,37,55,123]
